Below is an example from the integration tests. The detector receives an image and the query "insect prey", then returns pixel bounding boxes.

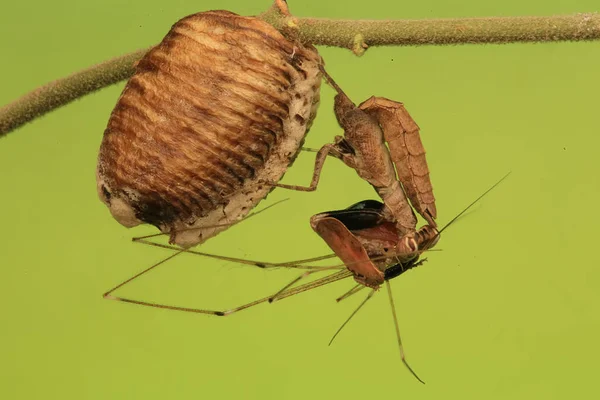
[104,174,509,383]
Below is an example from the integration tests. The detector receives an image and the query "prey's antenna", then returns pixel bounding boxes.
[439,172,511,234]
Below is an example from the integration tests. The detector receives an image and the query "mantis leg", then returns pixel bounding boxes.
[359,96,437,227]
[265,143,337,192]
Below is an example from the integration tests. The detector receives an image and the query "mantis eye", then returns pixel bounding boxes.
[429,233,441,248]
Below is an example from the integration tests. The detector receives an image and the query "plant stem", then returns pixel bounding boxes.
[0,49,148,137]
[261,11,600,55]
[1,9,599,137]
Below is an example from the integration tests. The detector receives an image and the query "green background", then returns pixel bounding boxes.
[1,0,599,398]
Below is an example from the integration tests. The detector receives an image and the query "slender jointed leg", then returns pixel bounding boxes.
[133,238,339,271]
[104,197,346,314]
[104,240,346,314]
[105,268,352,316]
[264,143,336,192]
[335,283,366,302]
[103,250,184,300]
[359,96,437,227]
[269,264,346,302]
[329,289,377,346]
[386,280,425,384]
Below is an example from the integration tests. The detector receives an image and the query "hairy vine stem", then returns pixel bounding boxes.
[1,0,598,137]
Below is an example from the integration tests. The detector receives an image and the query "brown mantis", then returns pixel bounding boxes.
[254,67,507,381]
[102,61,509,383]
[269,65,436,237]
